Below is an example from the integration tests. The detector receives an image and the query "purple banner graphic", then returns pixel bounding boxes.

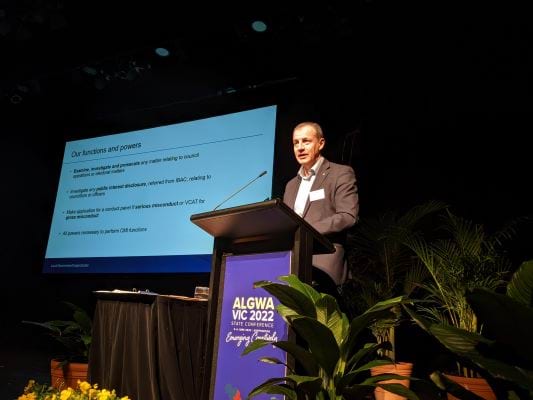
[213,251,291,400]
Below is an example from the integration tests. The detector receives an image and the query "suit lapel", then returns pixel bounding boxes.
[286,177,300,208]
[302,159,330,217]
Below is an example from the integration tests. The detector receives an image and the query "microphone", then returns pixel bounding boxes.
[213,171,268,211]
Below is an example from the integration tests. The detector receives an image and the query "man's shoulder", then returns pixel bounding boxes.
[285,174,300,187]
[322,159,355,173]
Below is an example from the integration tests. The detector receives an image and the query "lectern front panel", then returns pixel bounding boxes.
[211,251,290,400]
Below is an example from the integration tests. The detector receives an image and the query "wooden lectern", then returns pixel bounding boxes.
[190,198,334,400]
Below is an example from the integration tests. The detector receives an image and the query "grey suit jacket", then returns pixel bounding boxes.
[283,158,359,285]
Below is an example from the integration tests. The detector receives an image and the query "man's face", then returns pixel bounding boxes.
[292,125,325,170]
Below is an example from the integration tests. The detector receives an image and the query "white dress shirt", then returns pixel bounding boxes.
[294,156,324,216]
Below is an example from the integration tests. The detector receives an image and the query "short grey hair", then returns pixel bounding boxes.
[293,122,324,140]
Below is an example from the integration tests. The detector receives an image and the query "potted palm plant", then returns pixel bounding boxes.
[343,201,448,399]
[242,274,420,400]
[405,259,533,399]
[22,301,92,389]
[404,210,521,399]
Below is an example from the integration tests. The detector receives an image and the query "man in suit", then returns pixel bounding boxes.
[283,121,359,293]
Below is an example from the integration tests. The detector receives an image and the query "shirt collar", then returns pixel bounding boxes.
[298,156,324,180]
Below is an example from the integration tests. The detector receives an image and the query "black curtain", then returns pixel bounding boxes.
[88,295,207,400]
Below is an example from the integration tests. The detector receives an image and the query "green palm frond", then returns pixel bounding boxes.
[344,201,448,364]
[403,261,429,297]
[396,200,448,229]
[489,215,532,248]
[405,209,517,340]
[347,201,448,305]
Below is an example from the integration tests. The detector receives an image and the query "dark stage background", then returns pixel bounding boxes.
[1,3,531,398]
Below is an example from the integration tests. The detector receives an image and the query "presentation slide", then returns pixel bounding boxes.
[43,105,277,273]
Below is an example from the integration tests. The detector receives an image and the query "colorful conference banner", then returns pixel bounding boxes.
[213,251,291,400]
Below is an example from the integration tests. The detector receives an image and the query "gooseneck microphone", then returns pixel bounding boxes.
[212,171,268,211]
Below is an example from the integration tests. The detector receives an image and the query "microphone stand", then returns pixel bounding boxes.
[212,171,267,211]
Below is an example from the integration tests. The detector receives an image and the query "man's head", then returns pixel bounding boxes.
[292,122,325,172]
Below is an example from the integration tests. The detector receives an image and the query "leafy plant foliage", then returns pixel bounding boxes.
[344,200,447,360]
[406,260,533,399]
[242,275,419,400]
[22,301,92,363]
